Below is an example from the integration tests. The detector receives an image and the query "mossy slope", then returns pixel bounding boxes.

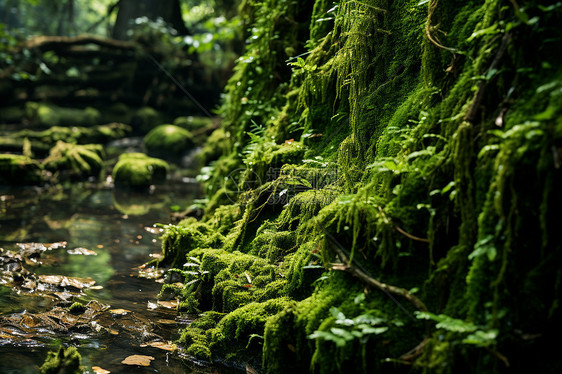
[159,1,562,372]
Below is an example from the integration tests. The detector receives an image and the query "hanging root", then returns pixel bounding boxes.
[425,0,458,53]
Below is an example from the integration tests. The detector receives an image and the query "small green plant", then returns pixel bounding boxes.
[68,302,86,314]
[308,298,403,347]
[415,311,498,348]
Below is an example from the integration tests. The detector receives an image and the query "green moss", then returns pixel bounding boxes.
[164,0,562,372]
[0,154,43,185]
[173,116,214,131]
[68,302,86,314]
[144,124,194,159]
[131,106,161,134]
[43,141,104,180]
[26,102,101,127]
[112,152,168,188]
[15,123,131,146]
[40,346,82,374]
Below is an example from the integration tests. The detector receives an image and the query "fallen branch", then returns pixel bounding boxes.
[24,35,135,51]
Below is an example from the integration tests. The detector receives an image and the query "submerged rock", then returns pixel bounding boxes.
[112,152,169,188]
[0,154,43,185]
[144,124,194,159]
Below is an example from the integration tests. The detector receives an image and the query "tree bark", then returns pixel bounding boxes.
[112,0,188,40]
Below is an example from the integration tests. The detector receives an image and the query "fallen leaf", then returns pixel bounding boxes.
[67,247,97,256]
[246,363,259,374]
[157,300,178,309]
[144,226,163,234]
[143,341,177,351]
[147,301,158,310]
[156,319,176,325]
[109,309,130,315]
[121,355,154,366]
[96,245,104,249]
[38,275,96,289]
[92,366,110,374]
[89,285,104,290]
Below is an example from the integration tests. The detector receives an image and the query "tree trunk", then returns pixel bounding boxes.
[112,0,188,40]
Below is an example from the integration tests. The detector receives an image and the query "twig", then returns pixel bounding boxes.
[489,347,510,367]
[395,225,430,243]
[400,338,429,361]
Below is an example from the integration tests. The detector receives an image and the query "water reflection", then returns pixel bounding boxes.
[0,182,208,373]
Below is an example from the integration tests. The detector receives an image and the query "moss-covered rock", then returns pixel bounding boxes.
[112,152,168,188]
[0,154,43,185]
[0,106,25,123]
[43,141,104,180]
[173,116,214,132]
[144,124,194,159]
[131,106,161,134]
[17,123,131,145]
[40,346,83,374]
[25,102,101,127]
[101,102,133,124]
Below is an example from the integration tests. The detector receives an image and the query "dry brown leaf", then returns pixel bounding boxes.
[92,366,111,374]
[157,300,178,309]
[38,275,96,289]
[144,226,163,234]
[143,341,177,351]
[109,309,130,315]
[156,319,176,325]
[121,355,154,366]
[67,247,97,256]
[147,301,158,310]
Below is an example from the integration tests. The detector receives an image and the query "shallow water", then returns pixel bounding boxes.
[0,181,219,373]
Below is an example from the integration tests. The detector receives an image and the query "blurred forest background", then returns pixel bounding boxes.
[0,0,241,121]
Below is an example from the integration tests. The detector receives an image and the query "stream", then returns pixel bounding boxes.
[0,174,219,373]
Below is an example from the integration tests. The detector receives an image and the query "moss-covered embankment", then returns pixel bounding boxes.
[158,0,562,372]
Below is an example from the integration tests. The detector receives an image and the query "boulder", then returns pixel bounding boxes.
[144,124,194,159]
[112,152,168,188]
[0,154,43,185]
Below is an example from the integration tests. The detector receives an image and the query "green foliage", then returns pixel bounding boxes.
[40,346,83,374]
[308,306,400,347]
[158,0,562,372]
